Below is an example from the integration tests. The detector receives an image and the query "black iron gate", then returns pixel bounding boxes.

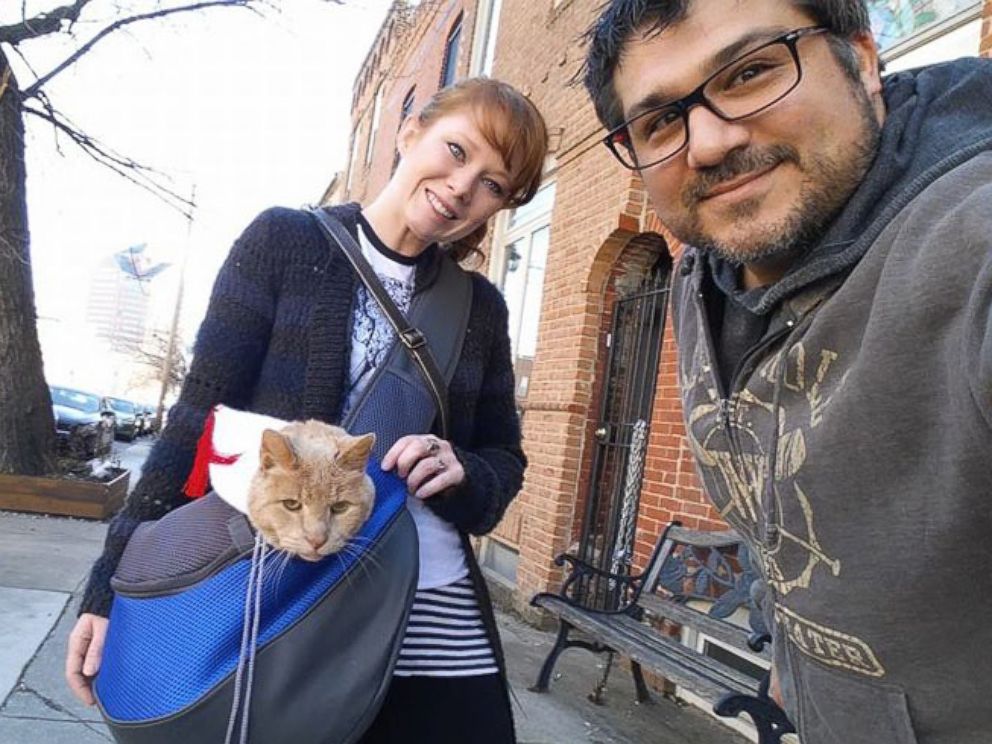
[576,255,671,610]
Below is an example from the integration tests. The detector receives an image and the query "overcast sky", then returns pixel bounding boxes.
[10,0,390,346]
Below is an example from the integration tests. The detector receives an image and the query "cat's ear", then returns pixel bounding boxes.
[338,432,376,468]
[261,429,298,472]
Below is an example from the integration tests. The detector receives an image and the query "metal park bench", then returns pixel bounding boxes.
[530,522,795,744]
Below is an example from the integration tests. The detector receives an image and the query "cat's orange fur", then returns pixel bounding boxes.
[247,420,375,561]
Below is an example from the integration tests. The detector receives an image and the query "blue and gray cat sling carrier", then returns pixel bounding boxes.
[94,208,473,744]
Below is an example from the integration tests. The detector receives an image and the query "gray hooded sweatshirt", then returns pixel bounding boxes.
[671,58,992,744]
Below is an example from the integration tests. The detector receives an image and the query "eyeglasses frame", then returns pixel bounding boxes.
[603,25,829,170]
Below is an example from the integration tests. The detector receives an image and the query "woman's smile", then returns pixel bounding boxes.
[426,188,458,220]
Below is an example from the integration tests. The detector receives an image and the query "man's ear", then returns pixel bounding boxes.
[396,116,422,159]
[849,30,884,101]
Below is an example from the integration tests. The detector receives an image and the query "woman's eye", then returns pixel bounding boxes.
[282,499,302,512]
[483,178,504,197]
[447,142,465,162]
[331,502,351,514]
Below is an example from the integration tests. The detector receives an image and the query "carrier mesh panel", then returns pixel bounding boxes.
[113,494,245,587]
[96,463,407,722]
[349,370,435,460]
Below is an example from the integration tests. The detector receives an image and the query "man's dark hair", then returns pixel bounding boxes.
[583,0,872,131]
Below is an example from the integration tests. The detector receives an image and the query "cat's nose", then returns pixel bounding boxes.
[307,535,326,550]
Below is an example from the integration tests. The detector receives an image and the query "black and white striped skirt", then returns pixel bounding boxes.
[393,576,498,678]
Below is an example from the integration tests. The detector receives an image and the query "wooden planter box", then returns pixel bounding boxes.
[0,469,129,519]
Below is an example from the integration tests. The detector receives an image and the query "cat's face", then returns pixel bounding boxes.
[247,421,376,561]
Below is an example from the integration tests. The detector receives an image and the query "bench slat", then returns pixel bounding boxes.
[666,526,742,549]
[535,595,760,703]
[639,594,770,660]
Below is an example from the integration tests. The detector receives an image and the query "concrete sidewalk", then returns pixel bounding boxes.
[0,476,746,743]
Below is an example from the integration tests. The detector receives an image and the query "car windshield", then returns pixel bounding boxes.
[51,387,101,414]
[107,398,135,413]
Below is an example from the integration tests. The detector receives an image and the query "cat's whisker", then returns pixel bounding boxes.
[342,541,383,582]
[269,550,294,594]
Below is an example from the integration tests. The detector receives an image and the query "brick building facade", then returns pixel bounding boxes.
[336,0,992,624]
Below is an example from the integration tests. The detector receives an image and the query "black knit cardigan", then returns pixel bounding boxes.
[81,204,526,658]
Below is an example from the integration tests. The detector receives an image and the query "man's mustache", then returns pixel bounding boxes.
[682,145,800,207]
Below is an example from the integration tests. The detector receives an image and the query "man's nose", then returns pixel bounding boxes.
[684,106,751,170]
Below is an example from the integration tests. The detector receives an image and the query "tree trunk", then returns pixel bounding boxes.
[0,50,56,475]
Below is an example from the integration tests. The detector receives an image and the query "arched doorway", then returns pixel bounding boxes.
[576,234,672,609]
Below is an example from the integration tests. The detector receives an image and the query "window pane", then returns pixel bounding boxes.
[508,182,555,229]
[501,238,527,356]
[517,226,549,357]
[869,0,979,52]
[481,0,504,76]
[441,17,462,88]
[400,88,416,123]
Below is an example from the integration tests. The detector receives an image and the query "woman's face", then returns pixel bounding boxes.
[392,110,513,248]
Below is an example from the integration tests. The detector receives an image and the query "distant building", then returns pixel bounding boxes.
[86,257,150,352]
[86,244,170,353]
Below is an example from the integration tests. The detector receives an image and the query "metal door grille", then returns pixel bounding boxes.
[576,256,671,610]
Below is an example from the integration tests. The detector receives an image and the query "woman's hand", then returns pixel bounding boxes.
[65,613,108,706]
[382,435,465,499]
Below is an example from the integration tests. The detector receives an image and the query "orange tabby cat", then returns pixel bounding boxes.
[247,420,376,561]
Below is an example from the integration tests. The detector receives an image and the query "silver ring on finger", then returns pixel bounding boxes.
[435,456,446,473]
[425,437,440,456]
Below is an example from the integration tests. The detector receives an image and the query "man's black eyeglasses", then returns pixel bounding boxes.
[604,26,829,170]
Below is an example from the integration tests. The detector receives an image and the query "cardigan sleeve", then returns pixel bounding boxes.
[79,210,282,617]
[427,283,527,536]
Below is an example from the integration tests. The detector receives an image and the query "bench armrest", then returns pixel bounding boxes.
[554,552,644,585]
[529,552,645,616]
[748,632,772,653]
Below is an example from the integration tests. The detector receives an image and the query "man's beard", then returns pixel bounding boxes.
[668,91,881,267]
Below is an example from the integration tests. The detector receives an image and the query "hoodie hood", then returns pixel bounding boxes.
[707,57,992,315]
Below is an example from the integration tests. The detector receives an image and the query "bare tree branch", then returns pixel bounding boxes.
[0,0,91,45]
[24,0,255,99]
[23,101,196,218]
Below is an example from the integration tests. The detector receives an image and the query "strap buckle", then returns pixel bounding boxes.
[399,328,427,350]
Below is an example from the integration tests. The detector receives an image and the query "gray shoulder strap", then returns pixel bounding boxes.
[308,207,472,446]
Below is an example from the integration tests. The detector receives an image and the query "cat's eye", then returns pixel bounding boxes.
[330,502,351,514]
[282,499,302,512]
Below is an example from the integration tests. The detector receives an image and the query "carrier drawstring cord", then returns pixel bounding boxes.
[224,531,268,744]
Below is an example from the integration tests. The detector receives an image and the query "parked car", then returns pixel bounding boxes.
[141,404,159,435]
[49,385,116,459]
[105,397,141,441]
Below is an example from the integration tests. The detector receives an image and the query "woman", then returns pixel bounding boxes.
[65,77,548,743]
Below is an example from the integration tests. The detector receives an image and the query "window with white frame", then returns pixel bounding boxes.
[469,0,504,76]
[346,120,363,193]
[365,85,383,168]
[392,87,417,175]
[492,182,555,401]
[870,0,982,55]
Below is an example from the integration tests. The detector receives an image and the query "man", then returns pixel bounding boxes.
[583,1,992,742]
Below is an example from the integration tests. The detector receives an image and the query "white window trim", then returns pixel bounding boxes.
[488,179,557,286]
[346,120,363,193]
[365,86,383,169]
[468,0,504,77]
[877,0,982,61]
